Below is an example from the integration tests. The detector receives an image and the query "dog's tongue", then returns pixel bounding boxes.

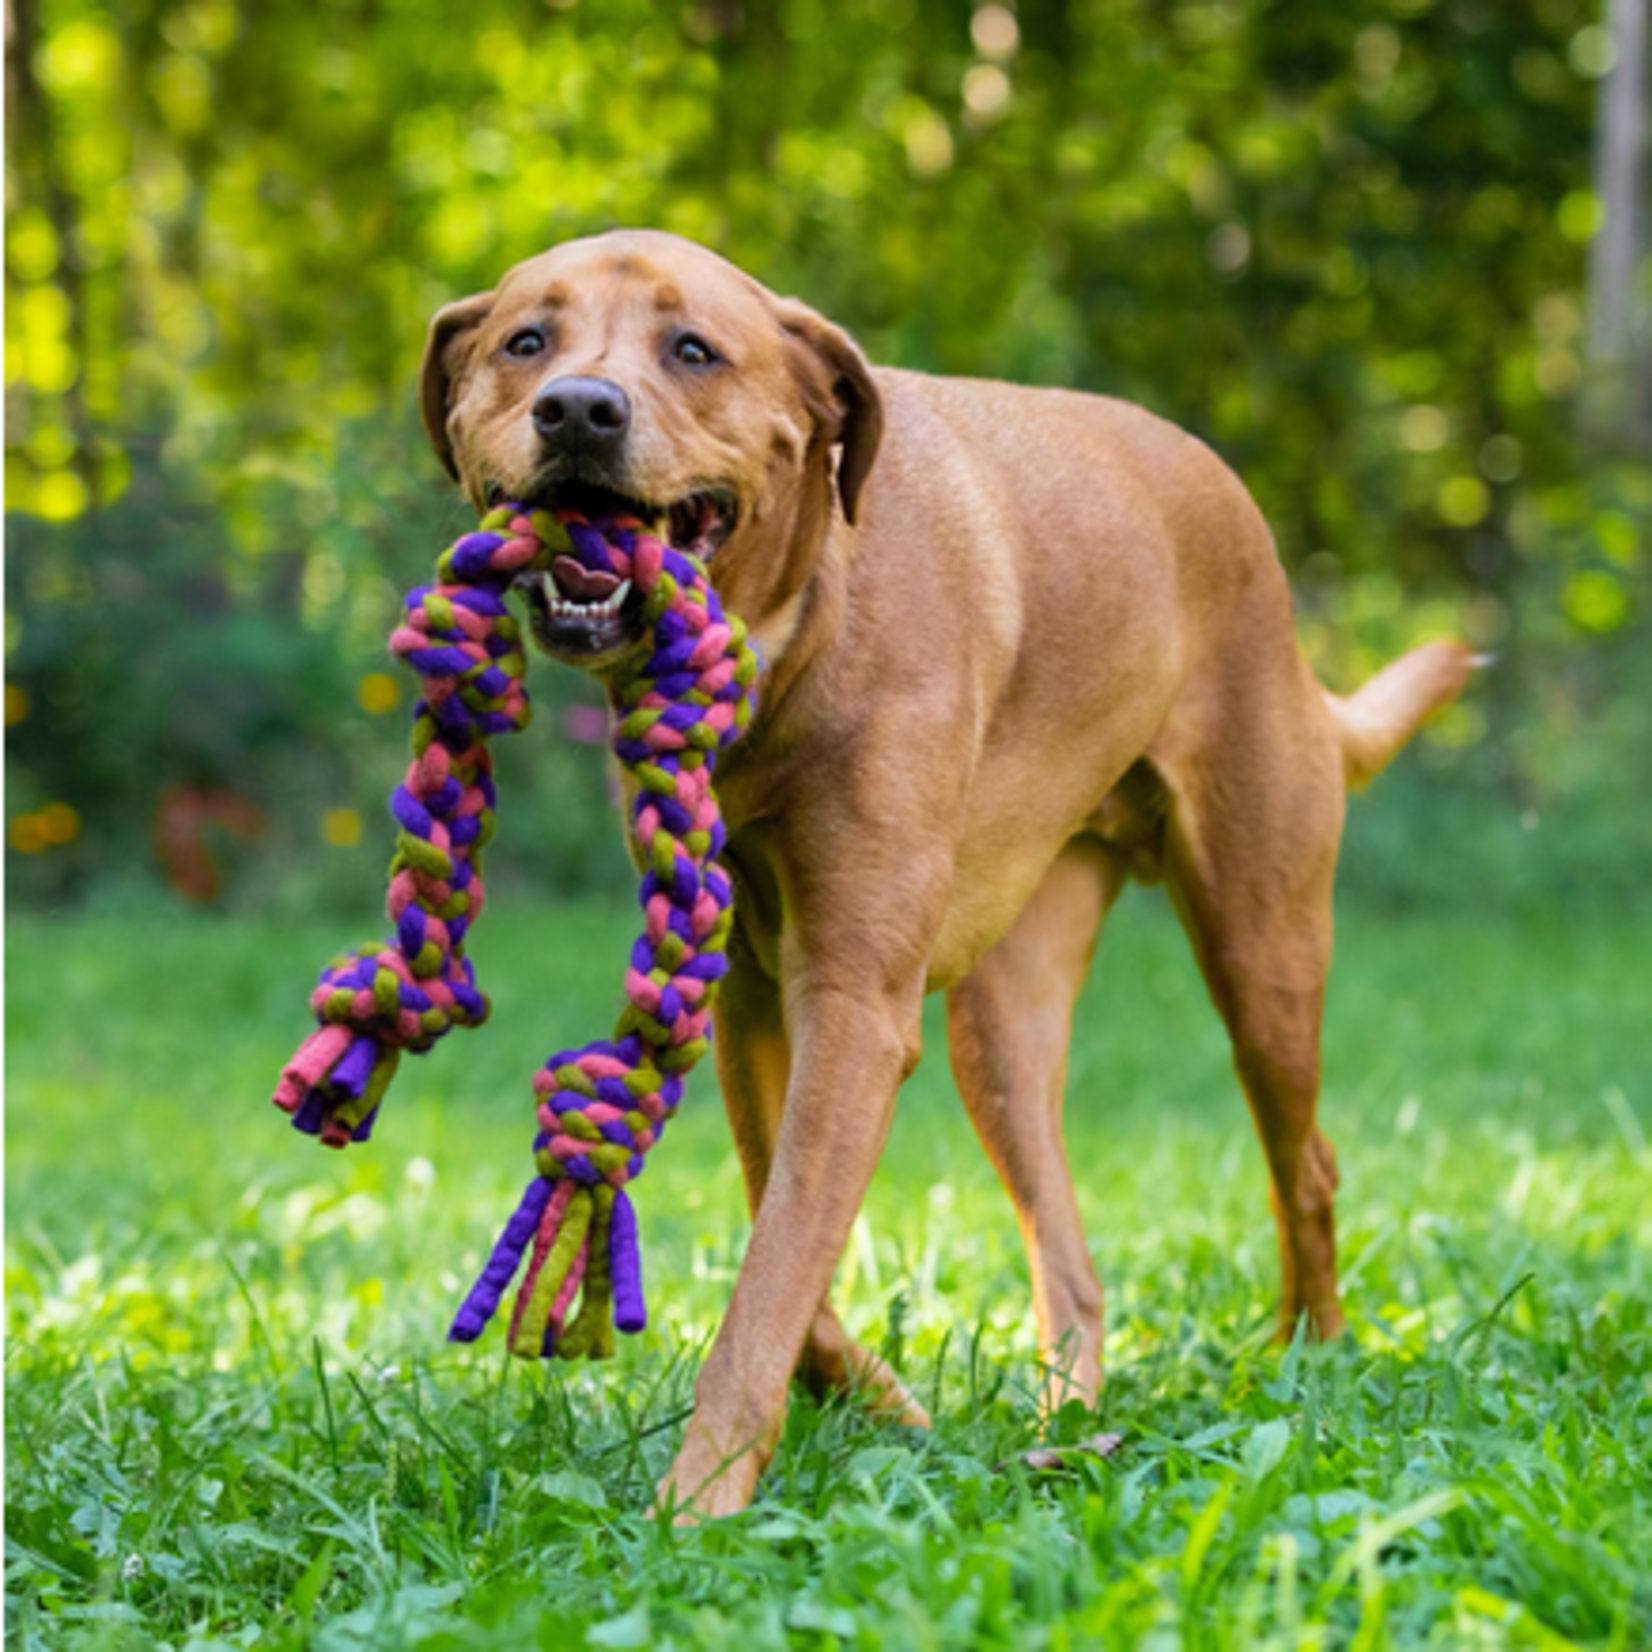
[551,554,622,602]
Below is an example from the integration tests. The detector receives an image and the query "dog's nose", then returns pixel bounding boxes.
[532,377,632,451]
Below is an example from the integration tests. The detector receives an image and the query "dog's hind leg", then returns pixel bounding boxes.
[713,929,930,1427]
[946,838,1128,1411]
[1155,677,1349,1342]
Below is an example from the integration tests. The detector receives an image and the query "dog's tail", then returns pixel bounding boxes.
[1323,639,1482,791]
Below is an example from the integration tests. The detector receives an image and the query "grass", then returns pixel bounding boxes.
[5,887,1650,1649]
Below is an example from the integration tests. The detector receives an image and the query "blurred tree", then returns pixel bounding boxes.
[4,0,1648,905]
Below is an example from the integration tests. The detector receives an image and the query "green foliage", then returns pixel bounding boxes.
[4,0,1649,907]
[3,427,631,907]
[7,897,1651,1646]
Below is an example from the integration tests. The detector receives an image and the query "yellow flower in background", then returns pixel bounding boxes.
[38,803,79,844]
[9,817,48,854]
[322,808,363,847]
[5,685,29,725]
[357,672,401,715]
[8,804,78,853]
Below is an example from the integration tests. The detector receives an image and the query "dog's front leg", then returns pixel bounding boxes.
[714,926,931,1426]
[658,910,935,1520]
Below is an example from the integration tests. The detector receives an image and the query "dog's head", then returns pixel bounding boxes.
[420,230,883,666]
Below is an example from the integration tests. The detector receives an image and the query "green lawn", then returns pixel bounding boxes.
[6,891,1649,1650]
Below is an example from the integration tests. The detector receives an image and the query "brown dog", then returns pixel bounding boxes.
[420,229,1473,1518]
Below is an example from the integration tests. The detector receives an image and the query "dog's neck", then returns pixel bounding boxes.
[722,443,854,731]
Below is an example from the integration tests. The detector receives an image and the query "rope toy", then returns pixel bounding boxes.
[271,504,758,1360]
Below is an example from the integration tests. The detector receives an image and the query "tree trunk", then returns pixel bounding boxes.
[1585,0,1651,444]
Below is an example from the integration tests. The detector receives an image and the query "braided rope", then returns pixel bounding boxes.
[272,504,758,1360]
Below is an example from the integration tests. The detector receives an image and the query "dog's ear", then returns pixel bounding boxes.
[772,299,884,526]
[419,290,495,481]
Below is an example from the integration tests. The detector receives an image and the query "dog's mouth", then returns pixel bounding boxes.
[487,478,737,666]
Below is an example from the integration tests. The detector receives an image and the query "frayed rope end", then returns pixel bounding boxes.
[272,1026,399,1150]
[447,1179,646,1361]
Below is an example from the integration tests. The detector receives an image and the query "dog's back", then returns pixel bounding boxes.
[866,365,1472,809]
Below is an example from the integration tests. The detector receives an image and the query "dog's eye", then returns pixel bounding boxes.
[502,327,547,359]
[673,333,718,368]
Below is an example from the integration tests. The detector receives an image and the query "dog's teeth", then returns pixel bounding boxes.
[537,573,632,626]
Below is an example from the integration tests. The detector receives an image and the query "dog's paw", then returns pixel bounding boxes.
[654,1456,763,1524]
[654,1415,771,1523]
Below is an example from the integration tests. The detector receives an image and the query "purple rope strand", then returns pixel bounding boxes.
[610,1190,646,1334]
[448,1178,553,1342]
